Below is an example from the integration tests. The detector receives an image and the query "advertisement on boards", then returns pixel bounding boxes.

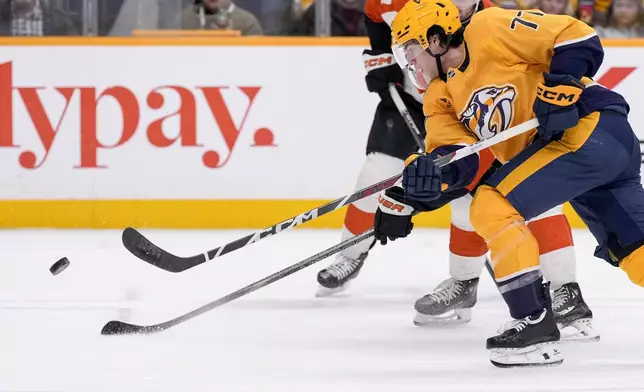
[0,45,379,200]
[0,43,642,227]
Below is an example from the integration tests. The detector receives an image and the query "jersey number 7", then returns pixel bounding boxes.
[509,10,544,31]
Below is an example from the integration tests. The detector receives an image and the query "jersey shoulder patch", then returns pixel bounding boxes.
[365,0,408,24]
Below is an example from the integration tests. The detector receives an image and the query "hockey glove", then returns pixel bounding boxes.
[374,186,416,245]
[533,73,585,140]
[363,49,404,99]
[403,153,442,202]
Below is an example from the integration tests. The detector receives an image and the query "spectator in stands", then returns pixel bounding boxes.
[290,0,315,19]
[538,0,570,14]
[574,0,597,25]
[595,0,644,37]
[177,0,262,35]
[495,0,521,8]
[591,0,612,25]
[287,0,367,36]
[0,0,78,35]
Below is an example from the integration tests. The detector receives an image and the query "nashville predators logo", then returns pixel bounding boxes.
[459,85,517,140]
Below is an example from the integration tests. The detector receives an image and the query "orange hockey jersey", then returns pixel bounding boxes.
[366,0,496,25]
[365,0,409,25]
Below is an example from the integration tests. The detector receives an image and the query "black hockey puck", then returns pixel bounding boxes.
[50,257,70,275]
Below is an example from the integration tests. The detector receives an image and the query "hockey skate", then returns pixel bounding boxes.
[316,253,366,297]
[413,278,478,326]
[553,282,599,343]
[487,307,563,368]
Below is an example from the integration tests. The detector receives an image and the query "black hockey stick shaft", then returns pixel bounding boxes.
[388,83,425,152]
[102,229,376,335]
[122,175,399,273]
[123,118,539,273]
[484,257,498,286]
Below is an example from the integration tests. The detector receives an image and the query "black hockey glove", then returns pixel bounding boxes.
[533,73,585,140]
[363,49,404,100]
[374,186,416,245]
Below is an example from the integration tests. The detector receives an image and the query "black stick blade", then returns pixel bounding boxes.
[101,321,166,335]
[101,320,160,335]
[122,228,187,273]
[122,227,165,265]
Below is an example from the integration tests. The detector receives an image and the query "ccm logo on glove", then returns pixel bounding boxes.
[363,53,395,71]
[533,73,585,141]
[536,84,582,106]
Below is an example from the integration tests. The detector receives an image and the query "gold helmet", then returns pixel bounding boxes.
[391,0,462,49]
[391,0,463,88]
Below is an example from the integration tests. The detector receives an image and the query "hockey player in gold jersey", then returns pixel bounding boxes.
[373,0,644,367]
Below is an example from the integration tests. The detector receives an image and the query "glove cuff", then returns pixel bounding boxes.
[363,50,396,73]
[537,73,585,106]
[536,83,583,106]
[378,187,416,216]
[363,49,404,94]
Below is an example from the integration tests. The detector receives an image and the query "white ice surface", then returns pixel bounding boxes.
[2,228,644,392]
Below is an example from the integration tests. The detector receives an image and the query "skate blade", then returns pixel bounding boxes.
[490,342,563,368]
[315,282,351,297]
[413,308,472,326]
[558,318,600,343]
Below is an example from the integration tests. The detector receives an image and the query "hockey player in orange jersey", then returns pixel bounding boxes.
[374,0,644,367]
[316,0,596,341]
[315,0,426,297]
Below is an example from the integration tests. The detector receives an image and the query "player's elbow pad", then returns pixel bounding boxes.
[431,146,480,190]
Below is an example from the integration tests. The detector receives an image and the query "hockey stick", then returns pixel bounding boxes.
[122,176,398,273]
[122,118,539,273]
[485,257,495,280]
[388,83,425,152]
[102,229,376,335]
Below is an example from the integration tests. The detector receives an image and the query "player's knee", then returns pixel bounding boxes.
[528,214,574,255]
[470,186,494,237]
[362,153,404,180]
[620,245,644,287]
[450,193,474,230]
[471,186,538,278]
[470,186,522,239]
[351,153,404,211]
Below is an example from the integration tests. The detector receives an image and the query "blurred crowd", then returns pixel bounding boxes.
[0,0,642,37]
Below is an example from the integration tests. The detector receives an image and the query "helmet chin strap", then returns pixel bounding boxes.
[427,35,454,83]
[435,55,448,82]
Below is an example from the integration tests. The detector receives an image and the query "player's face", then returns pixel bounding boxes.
[401,40,438,90]
[539,0,568,15]
[612,0,639,26]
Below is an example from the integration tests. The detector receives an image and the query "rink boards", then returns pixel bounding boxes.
[0,37,642,228]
